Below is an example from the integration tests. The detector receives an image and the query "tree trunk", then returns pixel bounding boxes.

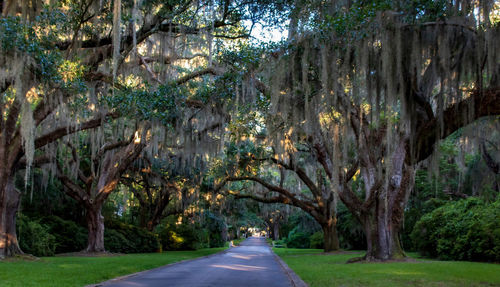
[0,178,23,258]
[322,221,339,252]
[354,138,413,261]
[360,206,405,261]
[272,221,279,241]
[85,203,105,253]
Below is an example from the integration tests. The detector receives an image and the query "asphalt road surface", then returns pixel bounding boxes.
[98,237,293,287]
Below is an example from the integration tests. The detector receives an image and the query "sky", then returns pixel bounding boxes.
[244,21,289,43]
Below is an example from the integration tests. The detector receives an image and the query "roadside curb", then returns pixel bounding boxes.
[271,248,308,287]
[86,247,234,287]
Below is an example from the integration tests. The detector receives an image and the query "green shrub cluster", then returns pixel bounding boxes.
[158,223,208,251]
[105,219,160,253]
[39,216,87,253]
[17,215,56,257]
[411,197,500,262]
[286,230,311,248]
[309,231,324,249]
[277,230,327,249]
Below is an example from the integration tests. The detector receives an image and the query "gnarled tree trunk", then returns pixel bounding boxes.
[359,208,405,261]
[0,177,22,258]
[356,139,413,261]
[84,202,105,253]
[322,218,339,252]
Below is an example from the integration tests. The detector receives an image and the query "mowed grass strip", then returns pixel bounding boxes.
[273,248,500,287]
[0,248,225,287]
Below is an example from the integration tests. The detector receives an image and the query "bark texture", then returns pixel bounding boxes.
[322,219,339,252]
[85,204,105,252]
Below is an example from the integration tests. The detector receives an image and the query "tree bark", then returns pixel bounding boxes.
[322,218,339,252]
[272,221,279,241]
[359,209,405,261]
[84,203,105,253]
[0,177,23,258]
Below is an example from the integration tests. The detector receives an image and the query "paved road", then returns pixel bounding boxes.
[99,237,293,287]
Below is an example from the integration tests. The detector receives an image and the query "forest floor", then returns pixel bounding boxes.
[273,248,500,287]
[0,248,226,287]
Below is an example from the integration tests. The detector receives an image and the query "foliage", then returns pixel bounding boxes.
[336,203,366,250]
[203,212,228,248]
[309,231,324,249]
[16,215,56,257]
[104,219,160,253]
[411,198,500,262]
[39,216,87,254]
[0,15,85,91]
[286,230,311,249]
[106,83,186,127]
[282,211,323,248]
[158,222,208,251]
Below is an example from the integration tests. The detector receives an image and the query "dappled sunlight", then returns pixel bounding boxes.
[227,254,256,260]
[210,264,268,272]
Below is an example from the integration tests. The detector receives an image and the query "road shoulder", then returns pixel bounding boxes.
[270,247,308,287]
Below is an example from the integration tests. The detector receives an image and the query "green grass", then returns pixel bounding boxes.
[273,248,500,287]
[0,248,225,287]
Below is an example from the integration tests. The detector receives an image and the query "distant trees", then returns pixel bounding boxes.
[122,154,200,232]
[217,146,341,252]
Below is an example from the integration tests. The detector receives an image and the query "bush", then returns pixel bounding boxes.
[336,203,366,250]
[286,230,311,249]
[310,231,324,249]
[411,197,500,262]
[158,222,209,251]
[204,212,227,248]
[17,215,56,257]
[39,216,87,253]
[105,219,160,253]
[104,229,135,253]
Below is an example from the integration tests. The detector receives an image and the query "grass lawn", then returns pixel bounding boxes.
[0,248,225,287]
[273,248,500,287]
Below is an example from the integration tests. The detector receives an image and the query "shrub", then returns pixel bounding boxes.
[336,203,366,250]
[104,229,135,253]
[309,231,324,249]
[17,215,56,257]
[286,230,311,249]
[204,212,227,248]
[274,239,287,247]
[39,216,87,253]
[158,223,208,251]
[105,219,160,253]
[411,197,500,262]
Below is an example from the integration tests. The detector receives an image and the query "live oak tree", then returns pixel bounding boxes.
[56,126,148,252]
[254,0,499,260]
[0,6,116,257]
